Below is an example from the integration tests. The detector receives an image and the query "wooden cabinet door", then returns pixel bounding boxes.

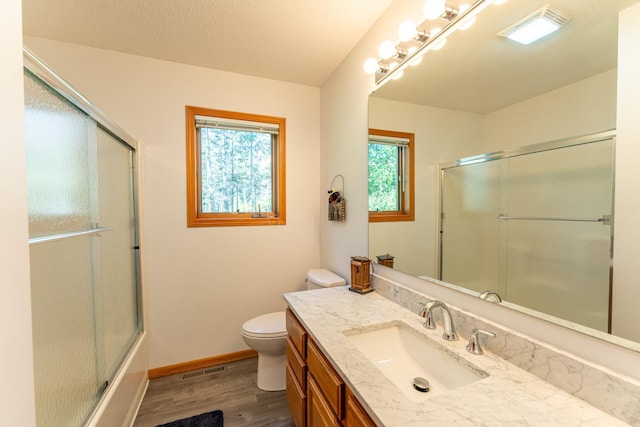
[345,388,376,427]
[307,338,344,420]
[286,336,307,391]
[286,308,307,358]
[286,362,306,427]
[307,375,341,427]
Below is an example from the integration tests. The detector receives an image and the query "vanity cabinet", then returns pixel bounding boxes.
[286,308,377,427]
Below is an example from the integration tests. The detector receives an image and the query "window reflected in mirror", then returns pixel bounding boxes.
[368,129,414,222]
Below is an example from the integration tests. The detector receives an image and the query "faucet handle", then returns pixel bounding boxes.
[479,290,502,303]
[466,328,496,355]
[418,301,436,329]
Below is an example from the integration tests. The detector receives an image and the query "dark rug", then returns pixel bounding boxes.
[156,410,223,427]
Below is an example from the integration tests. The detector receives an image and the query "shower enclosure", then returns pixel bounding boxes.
[439,131,615,333]
[24,50,142,426]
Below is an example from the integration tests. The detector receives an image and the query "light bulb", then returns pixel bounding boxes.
[391,70,404,80]
[378,40,397,59]
[398,20,418,42]
[458,4,476,30]
[423,0,446,20]
[432,38,447,50]
[363,57,380,75]
[406,47,424,66]
[410,56,423,66]
[430,27,447,50]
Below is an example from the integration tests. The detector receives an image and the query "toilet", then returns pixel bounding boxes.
[241,269,346,391]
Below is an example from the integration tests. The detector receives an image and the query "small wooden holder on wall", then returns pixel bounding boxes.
[349,256,373,294]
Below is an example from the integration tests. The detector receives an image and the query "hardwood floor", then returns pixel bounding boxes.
[134,357,295,427]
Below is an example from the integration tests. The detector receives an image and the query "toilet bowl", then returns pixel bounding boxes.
[241,269,346,391]
[241,311,287,391]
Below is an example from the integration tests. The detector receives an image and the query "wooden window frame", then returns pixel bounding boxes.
[368,128,415,223]
[186,105,286,227]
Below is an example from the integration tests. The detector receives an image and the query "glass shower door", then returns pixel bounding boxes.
[503,140,614,332]
[25,67,141,426]
[95,127,140,382]
[440,158,507,293]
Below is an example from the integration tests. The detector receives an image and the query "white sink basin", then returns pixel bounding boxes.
[344,321,488,402]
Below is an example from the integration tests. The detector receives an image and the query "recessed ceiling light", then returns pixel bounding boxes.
[499,6,570,45]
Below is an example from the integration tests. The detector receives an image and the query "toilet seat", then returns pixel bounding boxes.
[241,311,287,339]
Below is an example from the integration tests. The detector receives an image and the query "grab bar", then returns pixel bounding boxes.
[498,214,610,225]
[29,227,113,245]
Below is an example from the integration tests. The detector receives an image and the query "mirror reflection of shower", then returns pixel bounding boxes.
[439,132,615,333]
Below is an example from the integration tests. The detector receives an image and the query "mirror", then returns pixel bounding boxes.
[368,0,640,348]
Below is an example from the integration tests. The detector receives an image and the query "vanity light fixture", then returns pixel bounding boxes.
[458,4,477,30]
[363,0,497,85]
[378,40,397,59]
[363,57,380,74]
[392,70,404,80]
[499,6,570,45]
[407,47,424,66]
[430,27,447,50]
[398,20,419,42]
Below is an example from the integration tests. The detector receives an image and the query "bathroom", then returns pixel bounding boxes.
[3,0,640,425]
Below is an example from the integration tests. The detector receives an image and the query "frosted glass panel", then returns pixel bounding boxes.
[508,141,614,218]
[96,127,139,380]
[30,237,101,427]
[505,221,611,331]
[24,71,97,238]
[441,159,506,292]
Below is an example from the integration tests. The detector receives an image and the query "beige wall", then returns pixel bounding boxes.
[0,0,37,424]
[320,0,640,380]
[24,37,322,369]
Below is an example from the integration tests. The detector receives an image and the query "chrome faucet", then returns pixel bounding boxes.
[421,300,458,341]
[479,290,502,303]
[466,328,496,355]
[418,300,435,328]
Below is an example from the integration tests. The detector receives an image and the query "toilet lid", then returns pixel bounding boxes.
[242,311,287,338]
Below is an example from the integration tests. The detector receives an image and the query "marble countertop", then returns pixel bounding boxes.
[284,286,629,426]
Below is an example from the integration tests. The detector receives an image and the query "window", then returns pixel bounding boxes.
[368,128,414,222]
[186,106,286,226]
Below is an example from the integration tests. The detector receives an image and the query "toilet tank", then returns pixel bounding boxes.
[306,269,346,290]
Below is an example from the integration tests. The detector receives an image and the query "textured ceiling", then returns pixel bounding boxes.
[373,0,639,114]
[22,0,393,86]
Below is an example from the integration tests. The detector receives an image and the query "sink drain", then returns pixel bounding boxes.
[413,377,430,393]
